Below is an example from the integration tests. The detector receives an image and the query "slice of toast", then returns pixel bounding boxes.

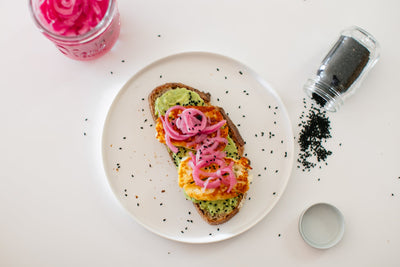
[148,83,245,157]
[148,83,248,225]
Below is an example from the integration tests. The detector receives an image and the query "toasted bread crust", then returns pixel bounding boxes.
[148,83,247,225]
[217,107,245,157]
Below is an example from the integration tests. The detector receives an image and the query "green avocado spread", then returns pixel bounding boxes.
[185,193,240,217]
[225,135,239,159]
[154,88,205,116]
[156,88,241,216]
[171,147,191,168]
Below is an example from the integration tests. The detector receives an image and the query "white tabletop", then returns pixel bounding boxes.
[1,0,399,266]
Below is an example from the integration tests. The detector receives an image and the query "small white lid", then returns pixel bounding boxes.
[299,203,345,249]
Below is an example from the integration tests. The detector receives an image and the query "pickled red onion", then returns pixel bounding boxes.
[188,134,237,192]
[190,155,237,192]
[160,106,226,152]
[38,0,109,36]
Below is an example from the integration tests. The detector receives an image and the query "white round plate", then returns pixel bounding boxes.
[102,51,294,243]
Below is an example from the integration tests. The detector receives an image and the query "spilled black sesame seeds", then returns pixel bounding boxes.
[297,98,333,171]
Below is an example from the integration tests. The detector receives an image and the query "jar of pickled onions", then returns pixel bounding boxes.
[29,0,120,60]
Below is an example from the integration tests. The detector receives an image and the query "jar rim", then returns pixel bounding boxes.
[303,78,344,112]
[28,0,116,44]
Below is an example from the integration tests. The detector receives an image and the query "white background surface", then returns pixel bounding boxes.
[1,0,399,266]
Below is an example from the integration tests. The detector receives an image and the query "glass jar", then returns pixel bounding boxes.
[29,0,120,61]
[304,26,380,112]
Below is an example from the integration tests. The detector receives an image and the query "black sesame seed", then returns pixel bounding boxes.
[239,71,243,75]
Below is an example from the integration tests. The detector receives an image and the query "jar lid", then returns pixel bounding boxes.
[298,203,345,249]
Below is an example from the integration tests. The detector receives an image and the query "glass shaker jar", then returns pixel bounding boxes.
[29,0,120,61]
[304,26,380,112]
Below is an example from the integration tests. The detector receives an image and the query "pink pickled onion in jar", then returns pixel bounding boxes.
[39,0,109,36]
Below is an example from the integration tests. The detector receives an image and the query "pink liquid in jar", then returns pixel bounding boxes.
[30,0,120,60]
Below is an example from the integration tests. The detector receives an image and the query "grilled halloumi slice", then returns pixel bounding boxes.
[155,106,229,150]
[178,157,251,201]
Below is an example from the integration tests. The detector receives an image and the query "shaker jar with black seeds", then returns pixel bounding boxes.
[304,26,380,112]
